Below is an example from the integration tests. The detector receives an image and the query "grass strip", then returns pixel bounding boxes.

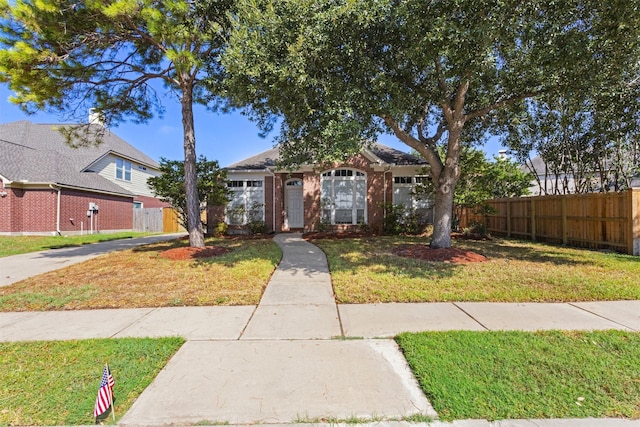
[0,337,184,426]
[396,330,640,421]
[315,236,640,302]
[0,232,152,257]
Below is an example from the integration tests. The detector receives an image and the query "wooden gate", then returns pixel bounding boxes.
[133,208,164,232]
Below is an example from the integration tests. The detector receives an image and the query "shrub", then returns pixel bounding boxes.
[383,203,426,235]
[462,221,490,238]
[246,220,267,235]
[212,222,228,237]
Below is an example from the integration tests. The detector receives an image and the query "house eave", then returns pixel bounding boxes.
[4,180,134,198]
[226,168,275,174]
[57,183,134,198]
[361,147,387,165]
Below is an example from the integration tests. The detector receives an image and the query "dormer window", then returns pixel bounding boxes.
[116,158,132,181]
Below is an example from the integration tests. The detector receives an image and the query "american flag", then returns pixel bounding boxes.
[93,364,115,418]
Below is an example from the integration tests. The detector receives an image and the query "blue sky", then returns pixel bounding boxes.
[0,84,506,167]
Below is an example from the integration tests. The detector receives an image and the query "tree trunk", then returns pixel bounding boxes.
[429,127,463,249]
[383,113,462,249]
[430,180,456,248]
[180,82,205,248]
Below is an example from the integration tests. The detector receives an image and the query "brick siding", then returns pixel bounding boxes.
[60,189,133,233]
[0,186,133,234]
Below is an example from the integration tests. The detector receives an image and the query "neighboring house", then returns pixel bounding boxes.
[0,120,167,235]
[222,144,431,233]
[523,156,640,196]
[522,156,580,196]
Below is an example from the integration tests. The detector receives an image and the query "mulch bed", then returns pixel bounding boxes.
[158,246,231,261]
[393,245,488,263]
[304,231,488,263]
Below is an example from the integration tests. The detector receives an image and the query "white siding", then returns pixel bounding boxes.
[92,154,160,197]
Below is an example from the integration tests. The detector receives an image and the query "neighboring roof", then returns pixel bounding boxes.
[226,143,428,171]
[0,120,158,195]
[521,156,548,175]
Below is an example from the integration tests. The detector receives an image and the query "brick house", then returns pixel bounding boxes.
[0,120,167,235]
[222,144,431,233]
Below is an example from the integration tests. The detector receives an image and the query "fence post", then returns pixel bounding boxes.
[562,197,568,245]
[531,198,536,241]
[629,189,640,256]
[506,199,511,238]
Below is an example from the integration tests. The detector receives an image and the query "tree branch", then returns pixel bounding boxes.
[465,90,545,121]
[383,114,444,176]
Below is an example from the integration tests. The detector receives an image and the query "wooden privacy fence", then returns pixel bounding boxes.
[459,189,640,255]
[133,207,186,233]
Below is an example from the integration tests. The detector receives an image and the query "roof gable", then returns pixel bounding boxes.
[0,120,157,195]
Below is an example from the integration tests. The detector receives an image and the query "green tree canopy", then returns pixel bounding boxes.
[148,156,228,230]
[414,148,533,220]
[221,0,640,248]
[0,0,234,247]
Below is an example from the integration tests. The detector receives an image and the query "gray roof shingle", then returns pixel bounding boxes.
[227,143,427,170]
[0,120,157,195]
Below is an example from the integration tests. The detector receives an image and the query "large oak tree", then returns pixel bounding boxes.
[222,0,639,248]
[0,0,233,247]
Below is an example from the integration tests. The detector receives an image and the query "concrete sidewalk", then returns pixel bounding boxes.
[1,301,639,342]
[1,233,640,427]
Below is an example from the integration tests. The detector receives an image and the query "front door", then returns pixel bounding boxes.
[285,179,304,229]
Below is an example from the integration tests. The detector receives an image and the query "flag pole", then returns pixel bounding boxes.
[106,362,115,421]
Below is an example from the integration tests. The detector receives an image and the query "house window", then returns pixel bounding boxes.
[133,201,143,209]
[116,158,132,181]
[321,169,366,225]
[226,179,264,225]
[394,176,413,184]
[393,174,431,212]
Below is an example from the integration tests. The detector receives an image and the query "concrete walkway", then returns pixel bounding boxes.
[1,233,640,427]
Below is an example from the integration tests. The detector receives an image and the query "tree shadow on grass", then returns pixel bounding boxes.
[452,237,601,267]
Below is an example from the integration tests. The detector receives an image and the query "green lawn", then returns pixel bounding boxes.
[0,237,281,311]
[0,337,184,426]
[396,330,640,421]
[313,236,640,303]
[0,232,153,257]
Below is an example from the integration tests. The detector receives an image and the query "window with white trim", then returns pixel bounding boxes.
[226,179,264,225]
[321,169,366,225]
[393,175,431,210]
[116,158,132,181]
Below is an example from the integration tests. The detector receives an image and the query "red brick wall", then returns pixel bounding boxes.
[59,190,133,233]
[274,173,285,232]
[303,172,321,232]
[0,188,57,233]
[0,185,133,234]
[264,175,275,233]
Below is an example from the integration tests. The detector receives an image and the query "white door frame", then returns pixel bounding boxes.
[285,179,304,229]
